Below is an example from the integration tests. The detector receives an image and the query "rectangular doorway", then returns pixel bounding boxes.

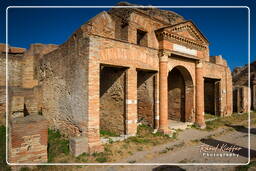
[204,78,221,116]
[137,70,156,128]
[100,65,126,136]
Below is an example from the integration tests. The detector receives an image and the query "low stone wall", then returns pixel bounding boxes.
[9,115,48,163]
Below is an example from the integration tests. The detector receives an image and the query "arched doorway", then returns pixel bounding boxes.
[168,66,194,122]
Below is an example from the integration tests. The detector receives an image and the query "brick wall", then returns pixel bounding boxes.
[9,115,48,163]
[203,61,233,116]
[39,33,88,137]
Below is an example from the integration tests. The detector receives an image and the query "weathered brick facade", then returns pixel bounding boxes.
[1,2,233,156]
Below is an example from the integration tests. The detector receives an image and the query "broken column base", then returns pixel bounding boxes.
[69,136,104,157]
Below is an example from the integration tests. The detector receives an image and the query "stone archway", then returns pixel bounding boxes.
[168,66,194,122]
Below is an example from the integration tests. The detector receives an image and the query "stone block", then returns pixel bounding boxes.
[69,136,88,157]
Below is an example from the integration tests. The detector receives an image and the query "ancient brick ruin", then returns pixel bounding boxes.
[9,115,48,163]
[1,2,234,160]
[232,61,256,113]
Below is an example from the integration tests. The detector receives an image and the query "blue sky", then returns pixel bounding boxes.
[0,0,255,70]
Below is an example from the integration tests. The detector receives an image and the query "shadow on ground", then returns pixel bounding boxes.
[153,165,186,171]
[200,138,256,158]
[225,124,256,135]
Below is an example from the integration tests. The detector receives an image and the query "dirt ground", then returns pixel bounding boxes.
[11,112,256,171]
[79,113,256,171]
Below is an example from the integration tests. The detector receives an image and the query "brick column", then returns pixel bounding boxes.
[125,67,137,136]
[195,60,206,128]
[158,53,170,134]
[86,60,104,153]
[154,73,160,130]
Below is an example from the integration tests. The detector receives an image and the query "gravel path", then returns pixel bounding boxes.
[83,123,255,171]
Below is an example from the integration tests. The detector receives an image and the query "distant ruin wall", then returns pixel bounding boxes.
[233,86,250,113]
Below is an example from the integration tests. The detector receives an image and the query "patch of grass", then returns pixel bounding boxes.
[172,132,178,139]
[108,138,114,144]
[235,160,256,171]
[204,113,218,120]
[20,167,31,171]
[191,112,256,132]
[190,139,200,143]
[48,129,69,162]
[100,130,119,137]
[76,153,89,162]
[173,141,185,149]
[128,160,136,163]
[95,156,107,163]
[179,158,189,163]
[204,113,252,131]
[137,146,143,151]
[127,136,151,144]
[0,125,11,171]
[128,151,133,155]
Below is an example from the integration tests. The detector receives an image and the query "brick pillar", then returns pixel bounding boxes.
[237,88,241,112]
[226,68,233,115]
[195,60,206,128]
[86,61,104,153]
[158,53,170,134]
[125,67,137,136]
[154,73,160,130]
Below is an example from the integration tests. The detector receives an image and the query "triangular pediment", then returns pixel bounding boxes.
[161,21,209,45]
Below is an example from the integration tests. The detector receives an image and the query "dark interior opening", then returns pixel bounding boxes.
[233,89,238,113]
[100,65,126,136]
[168,68,186,122]
[137,70,156,128]
[204,78,221,115]
[137,29,148,46]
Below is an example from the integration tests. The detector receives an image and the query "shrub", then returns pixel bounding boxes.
[100,130,119,137]
[48,129,69,162]
[0,125,11,171]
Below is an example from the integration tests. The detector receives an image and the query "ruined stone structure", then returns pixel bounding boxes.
[9,115,48,163]
[232,61,256,113]
[1,2,233,156]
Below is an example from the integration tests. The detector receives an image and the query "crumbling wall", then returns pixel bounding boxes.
[232,61,256,111]
[0,46,24,125]
[252,83,256,110]
[0,44,58,125]
[100,66,126,135]
[137,71,155,127]
[203,60,233,116]
[39,31,89,137]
